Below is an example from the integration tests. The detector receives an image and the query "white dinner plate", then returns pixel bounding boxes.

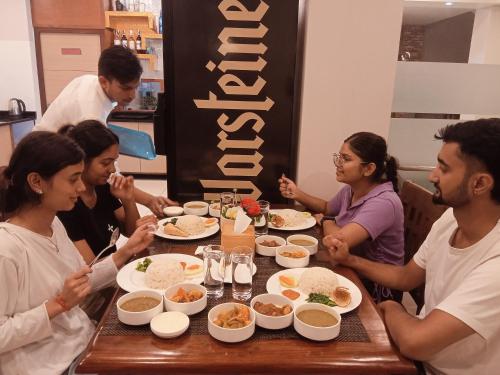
[268,209,316,231]
[155,217,219,240]
[266,267,362,314]
[116,254,203,293]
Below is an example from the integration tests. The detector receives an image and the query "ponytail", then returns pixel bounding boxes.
[345,132,400,193]
[385,155,399,193]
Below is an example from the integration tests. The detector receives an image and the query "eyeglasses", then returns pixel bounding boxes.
[332,153,370,168]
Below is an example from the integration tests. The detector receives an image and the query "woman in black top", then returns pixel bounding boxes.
[58,120,148,264]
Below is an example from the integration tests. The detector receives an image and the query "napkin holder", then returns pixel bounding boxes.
[220,220,255,251]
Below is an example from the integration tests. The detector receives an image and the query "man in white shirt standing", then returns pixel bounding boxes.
[325,118,500,375]
[34,46,175,215]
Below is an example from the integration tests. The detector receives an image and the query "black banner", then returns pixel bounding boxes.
[163,0,303,203]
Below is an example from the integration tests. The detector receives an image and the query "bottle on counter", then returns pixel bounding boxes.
[158,14,163,34]
[128,30,136,51]
[113,29,121,46]
[121,30,128,48]
[135,30,142,51]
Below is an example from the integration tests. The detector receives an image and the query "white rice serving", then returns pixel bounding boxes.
[144,259,185,289]
[280,209,307,227]
[175,215,205,235]
[299,267,339,295]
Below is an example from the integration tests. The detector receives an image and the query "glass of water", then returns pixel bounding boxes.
[254,200,270,236]
[231,246,254,301]
[203,245,225,298]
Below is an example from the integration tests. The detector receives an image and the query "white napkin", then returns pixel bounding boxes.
[194,246,205,255]
[234,209,252,234]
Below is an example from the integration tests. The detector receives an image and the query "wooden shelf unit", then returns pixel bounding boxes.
[137,53,157,70]
[104,11,155,34]
[143,33,162,41]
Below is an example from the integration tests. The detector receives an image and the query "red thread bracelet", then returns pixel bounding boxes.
[54,295,70,312]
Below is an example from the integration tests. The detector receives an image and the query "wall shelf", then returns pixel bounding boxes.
[137,53,157,70]
[105,11,155,34]
[143,33,162,41]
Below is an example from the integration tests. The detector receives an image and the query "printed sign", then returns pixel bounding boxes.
[162,0,302,203]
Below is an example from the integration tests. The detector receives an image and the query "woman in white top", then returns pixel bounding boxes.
[0,131,153,375]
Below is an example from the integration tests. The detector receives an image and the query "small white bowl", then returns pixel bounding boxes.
[250,293,293,330]
[286,234,318,255]
[164,283,207,316]
[293,303,341,341]
[209,202,221,217]
[150,311,189,339]
[117,290,163,326]
[163,206,184,217]
[208,302,255,343]
[275,245,310,268]
[183,201,209,216]
[255,235,286,256]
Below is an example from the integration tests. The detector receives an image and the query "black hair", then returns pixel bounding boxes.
[344,132,399,193]
[0,132,84,218]
[435,118,500,203]
[58,120,119,162]
[98,46,142,84]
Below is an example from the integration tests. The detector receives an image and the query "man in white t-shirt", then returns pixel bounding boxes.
[324,118,500,374]
[34,46,175,215]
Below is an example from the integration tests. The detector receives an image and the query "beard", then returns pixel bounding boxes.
[432,180,471,207]
[432,186,444,205]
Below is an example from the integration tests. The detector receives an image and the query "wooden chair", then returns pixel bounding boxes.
[400,180,448,314]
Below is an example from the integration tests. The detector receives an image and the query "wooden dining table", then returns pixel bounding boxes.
[76,224,417,375]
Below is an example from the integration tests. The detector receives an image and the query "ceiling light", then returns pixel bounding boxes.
[445,2,453,5]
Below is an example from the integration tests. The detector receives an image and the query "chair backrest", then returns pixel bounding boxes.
[400,180,448,312]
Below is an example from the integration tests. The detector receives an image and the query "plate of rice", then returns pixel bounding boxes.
[266,267,362,314]
[156,215,220,240]
[116,254,204,292]
[268,209,316,231]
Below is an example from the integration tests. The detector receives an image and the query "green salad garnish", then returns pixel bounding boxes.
[306,293,337,307]
[135,257,152,272]
[162,218,177,226]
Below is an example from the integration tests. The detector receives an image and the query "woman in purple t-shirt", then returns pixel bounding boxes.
[279,132,404,302]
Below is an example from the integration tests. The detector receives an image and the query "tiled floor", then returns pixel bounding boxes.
[134,178,419,316]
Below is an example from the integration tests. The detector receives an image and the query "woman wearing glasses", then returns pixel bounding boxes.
[279,132,404,302]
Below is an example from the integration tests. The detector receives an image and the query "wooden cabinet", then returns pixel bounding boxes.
[40,31,102,105]
[111,121,166,175]
[40,33,101,71]
[31,0,109,112]
[35,29,104,111]
[31,0,107,29]
[0,126,13,166]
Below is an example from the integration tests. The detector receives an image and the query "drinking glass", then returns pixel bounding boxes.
[220,191,236,229]
[254,200,270,236]
[203,245,225,298]
[220,191,236,210]
[231,246,254,301]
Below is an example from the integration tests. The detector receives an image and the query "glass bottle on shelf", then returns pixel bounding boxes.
[135,30,142,52]
[128,30,136,51]
[121,30,128,48]
[113,29,121,46]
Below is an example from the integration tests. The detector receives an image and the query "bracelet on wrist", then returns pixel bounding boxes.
[54,295,70,312]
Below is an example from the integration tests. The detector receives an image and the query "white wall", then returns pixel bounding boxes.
[0,0,41,119]
[297,0,403,200]
[469,6,500,63]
